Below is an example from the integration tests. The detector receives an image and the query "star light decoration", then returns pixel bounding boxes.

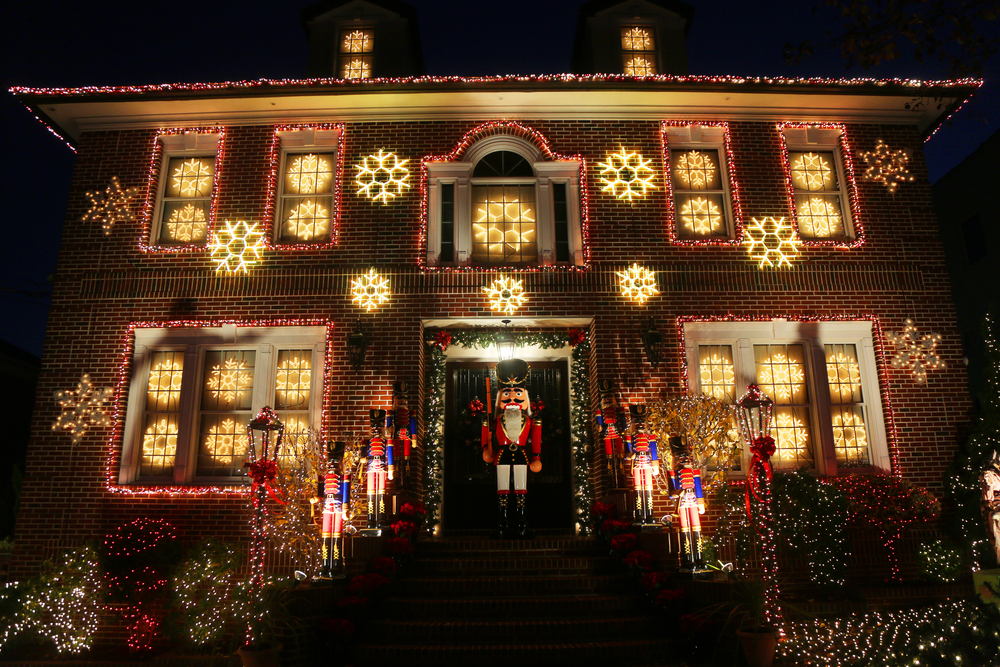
[484,276,527,316]
[82,176,141,235]
[52,374,114,444]
[885,318,944,384]
[597,148,656,201]
[350,268,390,311]
[355,149,411,204]
[208,220,266,274]
[744,217,801,269]
[616,263,658,305]
[859,139,915,194]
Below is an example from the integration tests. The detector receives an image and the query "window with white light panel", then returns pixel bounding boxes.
[781,126,857,241]
[272,127,341,245]
[151,132,220,247]
[663,124,738,241]
[339,27,374,79]
[620,25,658,75]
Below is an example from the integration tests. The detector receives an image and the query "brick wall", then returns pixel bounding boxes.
[12,116,971,579]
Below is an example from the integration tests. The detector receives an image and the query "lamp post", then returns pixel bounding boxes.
[642,317,664,369]
[245,406,285,596]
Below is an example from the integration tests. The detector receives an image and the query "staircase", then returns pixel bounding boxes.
[353,532,673,666]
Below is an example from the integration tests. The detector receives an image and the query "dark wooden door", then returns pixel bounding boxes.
[443,360,573,531]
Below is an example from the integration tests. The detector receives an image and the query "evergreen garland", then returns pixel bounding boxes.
[423,329,594,532]
[773,469,849,589]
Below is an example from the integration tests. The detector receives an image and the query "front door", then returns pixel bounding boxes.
[443,360,573,531]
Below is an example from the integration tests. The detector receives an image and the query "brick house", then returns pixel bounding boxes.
[9,0,980,581]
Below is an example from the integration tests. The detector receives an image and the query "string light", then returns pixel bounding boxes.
[860,139,915,194]
[52,373,114,444]
[597,147,656,201]
[355,149,411,204]
[208,220,266,273]
[82,176,141,236]
[616,263,658,305]
[744,216,801,269]
[885,318,945,384]
[483,275,527,315]
[419,119,590,271]
[350,267,391,311]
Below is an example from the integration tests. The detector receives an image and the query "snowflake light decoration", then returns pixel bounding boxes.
[885,318,944,384]
[284,200,330,240]
[616,263,658,305]
[165,203,208,242]
[82,176,141,235]
[622,27,651,50]
[287,154,332,194]
[798,197,843,237]
[206,358,252,402]
[700,354,735,401]
[484,276,527,316]
[680,197,724,235]
[597,148,656,201]
[52,374,114,444]
[172,158,213,197]
[344,60,370,79]
[355,149,411,204]
[790,153,833,191]
[275,356,311,407]
[350,268,390,312]
[674,151,716,189]
[744,217,801,269]
[142,418,178,462]
[343,30,370,52]
[826,351,862,401]
[859,140,914,194]
[772,411,809,466]
[758,353,806,400]
[208,220,266,274]
[147,360,183,407]
[205,418,249,464]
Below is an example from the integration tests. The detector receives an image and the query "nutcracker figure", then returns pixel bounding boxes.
[318,441,350,579]
[668,435,706,570]
[595,380,628,487]
[481,358,542,539]
[360,408,393,537]
[388,381,417,488]
[981,449,1000,563]
[626,404,660,526]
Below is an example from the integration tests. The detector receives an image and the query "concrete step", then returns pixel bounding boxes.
[383,593,648,619]
[367,616,662,643]
[411,555,619,576]
[395,573,633,597]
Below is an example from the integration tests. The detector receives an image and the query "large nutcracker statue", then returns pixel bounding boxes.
[626,404,660,526]
[481,358,542,539]
[388,381,417,488]
[360,408,393,537]
[595,380,628,488]
[668,435,706,570]
[318,441,350,579]
[981,450,1000,564]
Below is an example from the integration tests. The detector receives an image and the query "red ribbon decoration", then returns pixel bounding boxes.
[745,435,775,534]
[248,459,287,505]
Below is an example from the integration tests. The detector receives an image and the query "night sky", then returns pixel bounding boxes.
[3,0,997,358]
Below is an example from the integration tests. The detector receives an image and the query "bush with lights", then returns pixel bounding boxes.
[917,539,966,584]
[167,539,244,650]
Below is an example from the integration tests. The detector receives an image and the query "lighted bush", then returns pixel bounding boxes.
[917,539,965,583]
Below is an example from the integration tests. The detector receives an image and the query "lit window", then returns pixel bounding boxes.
[118,325,326,485]
[424,131,584,268]
[685,320,890,476]
[339,28,374,79]
[780,125,858,243]
[621,25,657,75]
[269,126,342,246]
[149,131,221,247]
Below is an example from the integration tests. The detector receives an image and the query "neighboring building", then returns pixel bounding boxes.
[0,341,40,539]
[9,0,979,579]
[933,129,1000,405]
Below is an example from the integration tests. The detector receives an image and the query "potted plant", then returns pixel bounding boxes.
[234,579,293,667]
[696,571,779,667]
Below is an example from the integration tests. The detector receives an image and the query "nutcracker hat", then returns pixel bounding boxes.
[629,404,648,427]
[368,408,387,431]
[669,435,689,457]
[496,358,530,388]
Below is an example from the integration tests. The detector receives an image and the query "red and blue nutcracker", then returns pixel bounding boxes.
[626,404,660,526]
[481,358,542,539]
[318,441,350,579]
[361,408,393,537]
[388,381,416,488]
[595,380,628,488]
[668,435,706,570]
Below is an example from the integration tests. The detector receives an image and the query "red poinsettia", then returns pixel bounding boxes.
[623,550,655,571]
[369,556,397,578]
[600,518,632,535]
[469,399,485,416]
[640,571,671,592]
[567,329,586,347]
[400,502,427,522]
[387,536,414,557]
[334,595,370,620]
[392,520,418,538]
[530,400,545,414]
[348,573,391,596]
[434,331,452,351]
[610,533,638,552]
[591,502,615,519]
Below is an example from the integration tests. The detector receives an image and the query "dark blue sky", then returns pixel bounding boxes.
[2,0,997,358]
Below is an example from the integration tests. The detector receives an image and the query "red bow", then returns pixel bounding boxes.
[567,329,585,347]
[248,459,286,505]
[745,436,775,535]
[434,331,452,351]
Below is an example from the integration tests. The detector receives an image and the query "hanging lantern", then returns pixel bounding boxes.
[347,320,369,373]
[641,317,664,369]
[495,319,517,362]
[736,383,774,446]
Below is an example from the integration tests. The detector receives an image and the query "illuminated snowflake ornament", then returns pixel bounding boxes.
[597,148,656,201]
[165,203,208,242]
[885,318,944,384]
[859,140,914,194]
[172,158,213,197]
[790,153,834,191]
[351,268,391,312]
[284,200,330,241]
[355,149,411,204]
[744,217,801,269]
[207,358,252,402]
[680,197,724,235]
[52,374,114,444]
[208,220,266,274]
[674,151,716,188]
[616,263,658,305]
[82,176,141,235]
[484,276,527,316]
[287,154,332,194]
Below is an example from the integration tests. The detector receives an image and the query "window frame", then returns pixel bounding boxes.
[117,323,329,487]
[619,23,659,75]
[265,124,345,249]
[338,26,376,80]
[683,319,890,477]
[142,128,224,253]
[424,132,586,270]
[662,121,744,245]
[778,123,863,248]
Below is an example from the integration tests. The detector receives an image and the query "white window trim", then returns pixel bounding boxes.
[119,325,326,485]
[151,132,220,247]
[683,319,890,477]
[273,128,341,245]
[782,126,856,240]
[425,136,584,268]
[664,124,736,240]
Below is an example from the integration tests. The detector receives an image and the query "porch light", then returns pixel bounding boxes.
[347,319,369,373]
[641,317,664,369]
[495,319,517,362]
[736,384,774,445]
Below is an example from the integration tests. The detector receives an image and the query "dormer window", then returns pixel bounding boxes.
[621,25,657,75]
[471,151,538,265]
[339,28,374,79]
